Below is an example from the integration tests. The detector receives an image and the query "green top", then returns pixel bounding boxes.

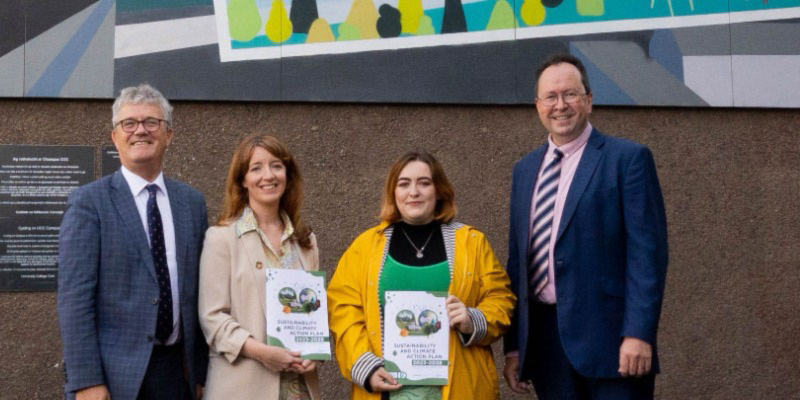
[379,255,450,310]
[380,255,449,397]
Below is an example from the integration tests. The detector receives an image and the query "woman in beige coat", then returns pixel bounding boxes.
[199,134,321,400]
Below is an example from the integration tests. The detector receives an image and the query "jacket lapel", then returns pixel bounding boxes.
[240,231,268,316]
[556,129,605,243]
[165,179,189,300]
[110,170,157,283]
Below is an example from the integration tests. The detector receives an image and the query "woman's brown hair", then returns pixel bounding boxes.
[378,151,456,224]
[217,134,312,249]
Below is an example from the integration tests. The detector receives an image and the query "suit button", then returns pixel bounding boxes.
[152,298,159,305]
[256,261,263,269]
[147,336,154,342]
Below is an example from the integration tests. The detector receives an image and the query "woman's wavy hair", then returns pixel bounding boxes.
[379,151,456,224]
[217,134,312,249]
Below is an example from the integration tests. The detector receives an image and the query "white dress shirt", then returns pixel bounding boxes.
[120,166,181,345]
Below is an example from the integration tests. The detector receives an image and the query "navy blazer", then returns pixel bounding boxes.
[504,129,668,378]
[58,170,209,399]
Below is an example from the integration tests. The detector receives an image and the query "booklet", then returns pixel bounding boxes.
[383,291,449,385]
[265,268,331,360]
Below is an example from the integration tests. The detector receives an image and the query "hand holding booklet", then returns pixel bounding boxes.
[265,268,331,360]
[383,291,449,385]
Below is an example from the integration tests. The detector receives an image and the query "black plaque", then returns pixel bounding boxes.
[101,145,121,177]
[0,145,94,291]
[0,216,62,291]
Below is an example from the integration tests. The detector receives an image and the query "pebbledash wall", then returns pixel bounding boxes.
[0,99,798,398]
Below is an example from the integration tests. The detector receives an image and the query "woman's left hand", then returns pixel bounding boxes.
[290,359,323,374]
[446,295,474,335]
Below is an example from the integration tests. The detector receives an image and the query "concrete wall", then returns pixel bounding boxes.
[0,99,798,398]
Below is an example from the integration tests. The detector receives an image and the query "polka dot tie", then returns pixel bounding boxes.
[146,184,173,343]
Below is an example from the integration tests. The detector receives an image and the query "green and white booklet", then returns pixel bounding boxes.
[265,268,331,360]
[383,291,449,385]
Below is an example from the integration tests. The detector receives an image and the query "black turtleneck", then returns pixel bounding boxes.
[389,220,446,266]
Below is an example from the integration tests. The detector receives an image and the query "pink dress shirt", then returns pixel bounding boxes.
[530,123,593,304]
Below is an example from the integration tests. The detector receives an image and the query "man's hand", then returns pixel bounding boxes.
[368,367,403,393]
[503,355,532,394]
[618,337,652,377]
[446,295,474,335]
[195,384,204,400]
[76,384,111,400]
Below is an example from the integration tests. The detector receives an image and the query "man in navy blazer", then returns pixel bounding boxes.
[58,84,208,400]
[503,54,668,399]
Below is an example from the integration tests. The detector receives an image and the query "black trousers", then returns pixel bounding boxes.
[137,342,190,400]
[522,303,655,400]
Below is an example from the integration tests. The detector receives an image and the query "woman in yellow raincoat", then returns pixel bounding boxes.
[328,151,515,400]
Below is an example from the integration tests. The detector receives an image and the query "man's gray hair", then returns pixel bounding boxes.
[111,83,173,128]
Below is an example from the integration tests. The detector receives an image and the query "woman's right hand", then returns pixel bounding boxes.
[368,367,403,392]
[241,338,305,373]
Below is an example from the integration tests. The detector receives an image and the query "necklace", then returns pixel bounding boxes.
[401,226,435,259]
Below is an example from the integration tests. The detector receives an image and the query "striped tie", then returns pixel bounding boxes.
[528,149,564,296]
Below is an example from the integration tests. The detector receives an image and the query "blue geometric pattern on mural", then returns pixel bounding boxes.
[27,0,114,97]
[570,45,635,106]
[650,29,684,82]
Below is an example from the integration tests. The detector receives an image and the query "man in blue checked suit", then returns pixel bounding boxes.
[58,84,208,400]
[503,54,669,399]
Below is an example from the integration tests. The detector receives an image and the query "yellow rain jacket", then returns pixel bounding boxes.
[328,222,516,400]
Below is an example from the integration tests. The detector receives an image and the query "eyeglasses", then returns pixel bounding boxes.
[536,91,587,107]
[116,118,167,133]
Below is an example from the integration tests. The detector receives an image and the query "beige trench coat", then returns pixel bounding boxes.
[199,223,321,400]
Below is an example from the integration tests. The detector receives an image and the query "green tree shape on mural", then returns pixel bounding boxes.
[577,0,604,16]
[398,0,424,34]
[416,15,435,35]
[486,0,515,30]
[228,0,263,42]
[337,22,361,41]
[520,0,546,26]
[265,0,293,43]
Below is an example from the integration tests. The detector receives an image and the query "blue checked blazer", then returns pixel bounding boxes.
[58,170,209,399]
[504,129,669,378]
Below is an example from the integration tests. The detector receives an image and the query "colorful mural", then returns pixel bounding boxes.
[213,0,734,62]
[1,0,799,107]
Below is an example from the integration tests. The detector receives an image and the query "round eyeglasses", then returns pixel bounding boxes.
[536,92,587,107]
[116,118,167,133]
